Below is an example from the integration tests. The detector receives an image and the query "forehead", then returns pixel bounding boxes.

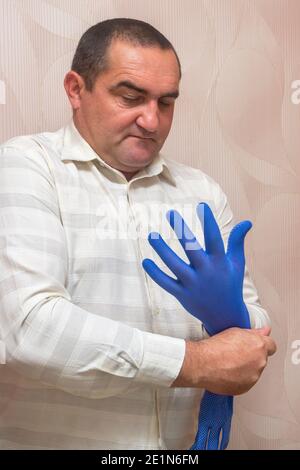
[100,40,180,94]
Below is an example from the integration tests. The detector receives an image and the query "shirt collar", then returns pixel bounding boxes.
[60,119,176,185]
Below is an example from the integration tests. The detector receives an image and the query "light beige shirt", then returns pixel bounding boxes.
[0,120,270,449]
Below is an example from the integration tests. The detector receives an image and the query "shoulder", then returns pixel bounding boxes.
[0,127,65,173]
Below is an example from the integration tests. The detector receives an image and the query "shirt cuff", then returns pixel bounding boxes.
[201,323,211,339]
[135,331,186,388]
[247,304,271,329]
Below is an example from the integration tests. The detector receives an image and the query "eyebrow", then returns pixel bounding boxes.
[109,80,179,99]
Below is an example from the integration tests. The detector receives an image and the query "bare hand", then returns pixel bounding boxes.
[172,327,276,395]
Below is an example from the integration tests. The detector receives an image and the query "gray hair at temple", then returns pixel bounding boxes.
[71,18,182,91]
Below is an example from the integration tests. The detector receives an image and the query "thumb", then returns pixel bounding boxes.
[227,220,252,264]
[255,326,272,337]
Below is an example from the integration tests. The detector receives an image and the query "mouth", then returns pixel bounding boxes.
[129,135,156,142]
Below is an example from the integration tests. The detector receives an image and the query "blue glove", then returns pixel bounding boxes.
[142,202,252,450]
[190,393,233,450]
[142,202,252,335]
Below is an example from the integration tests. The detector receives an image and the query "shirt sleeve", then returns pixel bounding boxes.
[0,145,185,399]
[213,180,271,331]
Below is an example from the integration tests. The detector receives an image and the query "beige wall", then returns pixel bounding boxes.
[0,0,299,449]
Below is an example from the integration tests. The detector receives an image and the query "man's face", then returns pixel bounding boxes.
[74,40,180,173]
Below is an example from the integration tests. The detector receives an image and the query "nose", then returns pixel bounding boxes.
[136,100,159,134]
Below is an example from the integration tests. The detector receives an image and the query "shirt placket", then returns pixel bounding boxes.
[126,180,164,450]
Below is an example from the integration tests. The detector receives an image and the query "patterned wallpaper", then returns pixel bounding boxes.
[0,0,299,449]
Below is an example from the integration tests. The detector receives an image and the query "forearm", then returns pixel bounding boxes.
[3,294,185,398]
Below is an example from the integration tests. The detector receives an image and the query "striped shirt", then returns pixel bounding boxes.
[0,120,270,449]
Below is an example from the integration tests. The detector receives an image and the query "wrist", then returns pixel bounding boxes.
[172,340,207,388]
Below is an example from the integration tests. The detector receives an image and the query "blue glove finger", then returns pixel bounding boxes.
[190,425,210,450]
[147,232,191,282]
[142,258,181,298]
[166,209,205,268]
[207,428,222,450]
[220,418,232,450]
[196,202,225,256]
[227,220,252,266]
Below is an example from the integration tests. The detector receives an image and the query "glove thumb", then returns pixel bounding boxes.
[227,220,252,265]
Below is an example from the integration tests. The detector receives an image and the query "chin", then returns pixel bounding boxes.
[122,152,156,169]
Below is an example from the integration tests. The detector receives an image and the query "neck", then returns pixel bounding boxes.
[121,170,139,181]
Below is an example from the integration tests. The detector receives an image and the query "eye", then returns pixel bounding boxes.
[122,95,141,104]
[159,99,174,107]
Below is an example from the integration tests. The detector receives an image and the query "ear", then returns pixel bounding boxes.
[64,71,86,110]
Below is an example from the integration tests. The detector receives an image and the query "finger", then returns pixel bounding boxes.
[265,337,277,357]
[255,326,272,336]
[142,258,181,297]
[190,427,209,450]
[196,202,225,255]
[207,428,222,450]
[166,210,205,268]
[220,421,232,450]
[227,220,252,264]
[147,232,191,282]
[250,328,276,355]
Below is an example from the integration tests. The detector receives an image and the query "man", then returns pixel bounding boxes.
[0,18,276,449]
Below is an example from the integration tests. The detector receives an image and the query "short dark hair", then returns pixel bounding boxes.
[71,18,181,91]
